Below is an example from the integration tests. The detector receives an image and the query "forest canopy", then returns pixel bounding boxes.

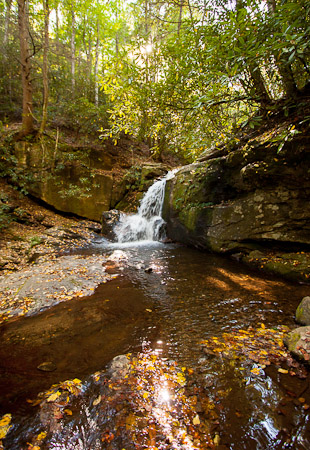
[0,0,309,160]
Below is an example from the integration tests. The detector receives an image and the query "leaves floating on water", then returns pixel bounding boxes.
[8,352,219,449]
[201,325,308,378]
[0,414,12,440]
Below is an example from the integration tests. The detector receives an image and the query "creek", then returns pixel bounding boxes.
[1,172,310,449]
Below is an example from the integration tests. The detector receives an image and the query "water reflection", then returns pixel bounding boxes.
[3,241,310,449]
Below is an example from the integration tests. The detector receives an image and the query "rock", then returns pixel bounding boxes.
[108,355,130,380]
[162,130,310,278]
[14,140,115,221]
[108,250,128,262]
[101,209,121,238]
[144,267,153,273]
[37,361,57,372]
[248,250,265,260]
[283,326,310,363]
[296,297,310,326]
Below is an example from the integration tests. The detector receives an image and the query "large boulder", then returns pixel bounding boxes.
[296,297,310,326]
[163,130,310,254]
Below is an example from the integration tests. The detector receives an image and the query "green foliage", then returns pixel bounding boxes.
[29,235,44,248]
[0,0,309,162]
[0,194,12,231]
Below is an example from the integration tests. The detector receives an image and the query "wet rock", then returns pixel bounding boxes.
[37,361,57,372]
[0,254,113,322]
[284,326,310,364]
[108,250,128,262]
[107,354,130,380]
[101,209,121,238]
[296,297,310,326]
[144,267,153,273]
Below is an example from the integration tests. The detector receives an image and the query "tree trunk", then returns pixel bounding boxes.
[71,4,76,94]
[94,21,100,107]
[236,0,271,106]
[18,0,34,135]
[4,0,12,46]
[178,0,183,36]
[55,1,59,55]
[39,0,49,135]
[266,0,299,98]
[87,36,93,98]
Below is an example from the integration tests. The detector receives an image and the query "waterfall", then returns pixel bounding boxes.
[114,170,177,243]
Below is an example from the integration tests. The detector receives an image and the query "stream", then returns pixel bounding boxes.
[1,172,310,449]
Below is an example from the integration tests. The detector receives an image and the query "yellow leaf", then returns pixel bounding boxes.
[250,368,261,375]
[0,413,12,439]
[37,431,47,441]
[278,368,288,374]
[93,395,101,406]
[143,392,149,399]
[64,409,73,415]
[47,391,61,402]
[260,323,265,329]
[193,414,200,425]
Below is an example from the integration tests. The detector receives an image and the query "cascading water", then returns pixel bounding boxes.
[114,170,177,243]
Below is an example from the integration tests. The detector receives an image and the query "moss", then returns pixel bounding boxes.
[296,306,304,324]
[179,207,200,232]
[285,330,301,354]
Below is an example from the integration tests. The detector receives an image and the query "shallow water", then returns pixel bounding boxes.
[1,240,310,449]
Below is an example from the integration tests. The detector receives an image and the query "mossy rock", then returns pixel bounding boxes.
[283,326,310,364]
[296,297,310,326]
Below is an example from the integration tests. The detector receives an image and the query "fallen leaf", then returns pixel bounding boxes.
[278,368,288,374]
[0,413,12,439]
[93,395,101,406]
[47,391,61,402]
[193,414,200,425]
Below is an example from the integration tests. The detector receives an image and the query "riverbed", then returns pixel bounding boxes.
[1,239,309,449]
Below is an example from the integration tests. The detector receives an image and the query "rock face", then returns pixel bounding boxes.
[14,140,169,222]
[163,130,310,254]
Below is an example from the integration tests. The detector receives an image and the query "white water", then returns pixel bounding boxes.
[114,170,177,243]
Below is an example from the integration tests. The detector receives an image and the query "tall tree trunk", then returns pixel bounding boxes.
[55,1,60,56]
[4,0,12,46]
[94,21,100,107]
[71,4,76,94]
[178,0,183,36]
[266,0,299,98]
[87,36,93,98]
[18,0,34,135]
[39,0,49,135]
[236,0,271,106]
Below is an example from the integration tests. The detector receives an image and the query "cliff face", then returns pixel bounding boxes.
[13,139,168,221]
[163,124,310,257]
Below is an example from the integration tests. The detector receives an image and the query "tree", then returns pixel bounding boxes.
[17,0,34,136]
[39,0,50,134]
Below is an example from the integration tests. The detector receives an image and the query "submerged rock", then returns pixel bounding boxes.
[37,361,57,372]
